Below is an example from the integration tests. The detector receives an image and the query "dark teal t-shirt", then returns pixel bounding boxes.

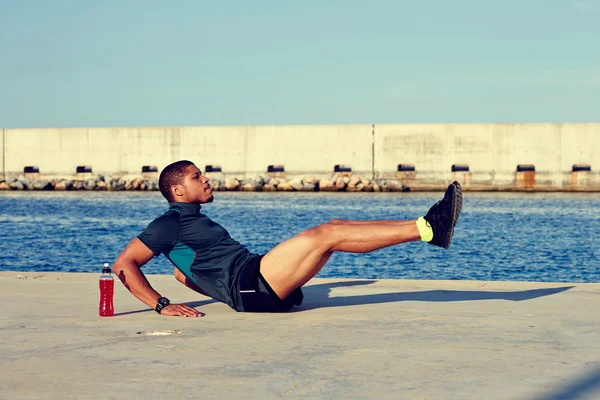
[137,202,259,311]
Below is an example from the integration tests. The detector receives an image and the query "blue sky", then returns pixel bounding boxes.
[1,0,598,128]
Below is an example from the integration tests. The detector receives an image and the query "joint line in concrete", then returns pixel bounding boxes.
[2,128,5,180]
[371,124,375,180]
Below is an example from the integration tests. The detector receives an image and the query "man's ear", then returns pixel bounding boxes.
[171,184,185,198]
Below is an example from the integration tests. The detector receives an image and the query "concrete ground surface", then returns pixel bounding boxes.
[1,271,599,400]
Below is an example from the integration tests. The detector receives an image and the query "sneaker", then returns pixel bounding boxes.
[424,181,463,249]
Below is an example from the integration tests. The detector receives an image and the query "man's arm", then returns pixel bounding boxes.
[174,267,209,296]
[112,238,201,317]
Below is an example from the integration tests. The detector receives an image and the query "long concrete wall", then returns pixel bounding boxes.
[3,125,374,177]
[3,123,600,188]
[375,123,600,185]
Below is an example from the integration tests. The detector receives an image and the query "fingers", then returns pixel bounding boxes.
[161,304,202,318]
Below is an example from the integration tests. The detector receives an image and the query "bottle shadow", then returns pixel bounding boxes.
[296,280,575,311]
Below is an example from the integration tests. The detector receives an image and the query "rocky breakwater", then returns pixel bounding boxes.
[0,174,409,192]
[0,175,160,192]
[198,175,408,192]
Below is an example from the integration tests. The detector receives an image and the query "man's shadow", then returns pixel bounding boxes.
[296,280,574,311]
[114,281,574,316]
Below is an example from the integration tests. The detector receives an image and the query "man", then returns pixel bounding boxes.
[112,160,462,317]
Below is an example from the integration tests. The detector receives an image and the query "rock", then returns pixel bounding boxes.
[335,177,346,190]
[131,178,142,190]
[267,178,280,187]
[301,182,316,191]
[373,183,381,192]
[241,176,263,190]
[110,178,125,191]
[85,179,97,190]
[97,181,108,190]
[210,179,223,190]
[54,180,67,191]
[263,184,276,192]
[319,178,335,192]
[225,177,240,191]
[289,179,304,191]
[32,181,53,190]
[241,183,259,192]
[59,180,73,190]
[247,175,265,186]
[9,180,24,190]
[148,180,159,191]
[347,183,364,192]
[0,181,9,190]
[347,176,362,191]
[142,179,158,191]
[72,181,85,190]
[348,176,361,187]
[277,181,294,191]
[379,181,400,192]
[121,177,143,191]
[387,182,401,192]
[17,177,32,190]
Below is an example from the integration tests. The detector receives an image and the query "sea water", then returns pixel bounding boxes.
[1,191,599,282]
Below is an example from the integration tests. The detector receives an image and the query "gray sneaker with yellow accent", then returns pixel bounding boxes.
[424,181,463,249]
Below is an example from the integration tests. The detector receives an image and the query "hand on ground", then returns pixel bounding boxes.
[160,303,202,317]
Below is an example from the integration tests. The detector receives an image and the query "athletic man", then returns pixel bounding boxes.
[112,160,463,317]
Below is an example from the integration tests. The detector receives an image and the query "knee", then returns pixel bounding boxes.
[303,221,339,239]
[296,222,340,252]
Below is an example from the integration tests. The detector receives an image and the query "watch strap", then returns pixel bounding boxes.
[155,297,170,314]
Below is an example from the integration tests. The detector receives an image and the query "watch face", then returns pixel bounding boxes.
[155,298,170,314]
[158,297,170,306]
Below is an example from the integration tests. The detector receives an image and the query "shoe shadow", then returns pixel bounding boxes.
[297,280,575,311]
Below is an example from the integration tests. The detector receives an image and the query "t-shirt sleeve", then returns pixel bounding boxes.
[137,215,179,257]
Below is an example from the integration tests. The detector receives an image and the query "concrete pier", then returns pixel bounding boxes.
[2,123,600,190]
[1,271,599,399]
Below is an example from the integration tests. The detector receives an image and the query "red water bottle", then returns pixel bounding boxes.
[99,263,114,317]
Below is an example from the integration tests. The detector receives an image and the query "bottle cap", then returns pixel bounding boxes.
[102,263,111,274]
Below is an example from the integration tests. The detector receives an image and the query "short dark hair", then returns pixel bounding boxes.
[159,160,195,202]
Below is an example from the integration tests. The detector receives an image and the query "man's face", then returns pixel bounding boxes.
[180,165,213,204]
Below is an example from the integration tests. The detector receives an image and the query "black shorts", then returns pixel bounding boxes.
[238,255,304,313]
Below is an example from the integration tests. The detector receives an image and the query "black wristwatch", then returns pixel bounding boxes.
[155,297,170,314]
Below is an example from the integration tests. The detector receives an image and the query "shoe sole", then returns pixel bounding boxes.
[441,181,463,249]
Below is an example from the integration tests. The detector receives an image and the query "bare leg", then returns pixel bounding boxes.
[261,181,464,300]
[330,219,416,226]
[260,219,420,299]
